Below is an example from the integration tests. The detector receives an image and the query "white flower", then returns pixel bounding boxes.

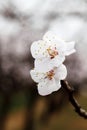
[43,31,76,56]
[30,64,67,96]
[31,31,76,72]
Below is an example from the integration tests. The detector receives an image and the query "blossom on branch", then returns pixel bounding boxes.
[30,64,67,96]
[30,31,76,96]
[31,31,76,72]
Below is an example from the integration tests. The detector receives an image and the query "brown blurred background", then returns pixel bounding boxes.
[0,0,87,130]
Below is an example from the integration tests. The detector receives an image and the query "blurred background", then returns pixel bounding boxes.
[0,0,87,130]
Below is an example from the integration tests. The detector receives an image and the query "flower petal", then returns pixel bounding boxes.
[30,69,46,83]
[43,31,65,44]
[43,31,67,54]
[37,78,61,96]
[52,55,65,67]
[34,56,65,72]
[31,40,48,59]
[54,64,67,80]
[53,80,61,92]
[64,41,76,56]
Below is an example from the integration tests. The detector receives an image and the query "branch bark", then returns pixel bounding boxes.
[61,80,87,119]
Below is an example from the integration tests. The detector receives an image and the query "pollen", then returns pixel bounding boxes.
[47,47,58,59]
[46,70,55,80]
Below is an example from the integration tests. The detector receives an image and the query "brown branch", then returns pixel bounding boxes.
[61,80,87,119]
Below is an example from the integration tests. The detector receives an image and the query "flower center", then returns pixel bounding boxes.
[46,70,55,80]
[47,47,58,59]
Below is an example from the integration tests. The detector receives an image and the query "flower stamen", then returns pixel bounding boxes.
[46,70,55,80]
[47,47,58,59]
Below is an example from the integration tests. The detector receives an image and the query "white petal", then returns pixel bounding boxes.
[37,78,60,96]
[35,58,53,72]
[52,55,65,67]
[30,40,48,59]
[34,56,65,72]
[30,69,46,83]
[43,31,67,54]
[43,31,65,44]
[64,41,76,56]
[54,80,61,91]
[55,64,67,80]
[56,42,67,55]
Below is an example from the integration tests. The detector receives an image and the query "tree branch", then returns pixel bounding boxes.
[61,80,87,119]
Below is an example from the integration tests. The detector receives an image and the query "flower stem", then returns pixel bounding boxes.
[61,80,87,119]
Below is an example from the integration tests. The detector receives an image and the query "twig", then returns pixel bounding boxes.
[61,80,87,119]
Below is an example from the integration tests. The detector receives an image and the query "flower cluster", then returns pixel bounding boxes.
[30,31,76,96]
